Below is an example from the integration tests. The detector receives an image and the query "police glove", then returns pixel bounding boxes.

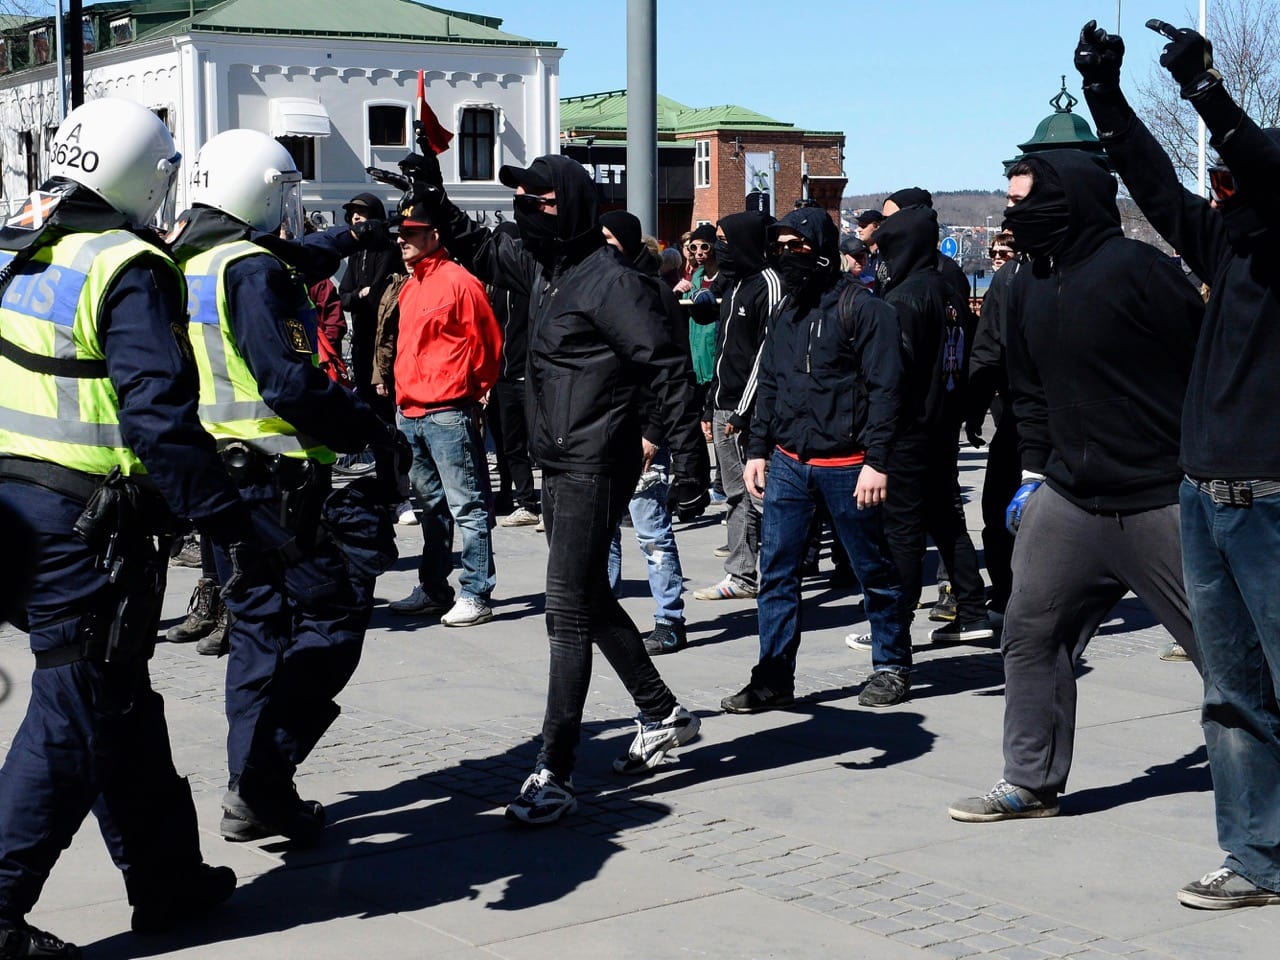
[673,480,711,522]
[1005,478,1043,536]
[1147,19,1222,100]
[350,217,391,250]
[371,424,412,505]
[399,151,445,190]
[1074,20,1126,92]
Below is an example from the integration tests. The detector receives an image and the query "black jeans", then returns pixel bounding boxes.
[486,379,539,514]
[884,430,987,623]
[538,465,677,780]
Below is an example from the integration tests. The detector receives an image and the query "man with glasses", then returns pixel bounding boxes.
[414,153,702,824]
[384,196,501,628]
[721,208,912,713]
[1077,17,1280,909]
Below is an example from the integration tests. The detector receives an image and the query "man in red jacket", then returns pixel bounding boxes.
[386,199,502,626]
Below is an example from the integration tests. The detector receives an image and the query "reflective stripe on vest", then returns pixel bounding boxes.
[181,240,334,464]
[0,231,178,476]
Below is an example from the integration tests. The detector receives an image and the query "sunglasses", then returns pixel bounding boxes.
[1209,165,1236,202]
[990,248,1013,259]
[689,242,711,251]
[769,238,811,254]
[513,193,557,214]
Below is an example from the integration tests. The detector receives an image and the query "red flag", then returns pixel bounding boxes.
[416,70,453,155]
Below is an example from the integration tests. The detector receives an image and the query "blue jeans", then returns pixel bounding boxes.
[753,450,911,692]
[399,407,495,602]
[1181,479,1280,892]
[608,458,685,625]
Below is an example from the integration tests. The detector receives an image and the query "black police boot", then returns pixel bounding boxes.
[128,863,237,935]
[221,783,325,845]
[0,922,80,959]
[166,578,221,643]
[195,606,231,657]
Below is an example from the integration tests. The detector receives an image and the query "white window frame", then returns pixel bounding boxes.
[694,139,711,189]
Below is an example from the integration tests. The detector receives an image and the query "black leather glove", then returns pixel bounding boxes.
[673,481,710,522]
[965,421,986,449]
[1148,19,1222,99]
[1074,19,1126,92]
[350,217,390,250]
[399,151,444,190]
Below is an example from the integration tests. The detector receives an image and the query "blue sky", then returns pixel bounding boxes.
[467,0,1203,193]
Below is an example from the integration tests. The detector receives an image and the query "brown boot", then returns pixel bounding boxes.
[196,605,231,657]
[166,578,221,643]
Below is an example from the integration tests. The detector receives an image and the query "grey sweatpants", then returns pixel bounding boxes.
[1002,484,1198,794]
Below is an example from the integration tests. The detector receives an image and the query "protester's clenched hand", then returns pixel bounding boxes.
[1074,19,1126,91]
[855,465,888,510]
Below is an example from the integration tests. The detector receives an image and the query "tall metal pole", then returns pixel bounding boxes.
[54,0,67,119]
[625,0,657,235]
[1197,0,1208,197]
[69,0,84,107]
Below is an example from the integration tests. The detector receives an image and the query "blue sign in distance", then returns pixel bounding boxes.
[939,236,959,259]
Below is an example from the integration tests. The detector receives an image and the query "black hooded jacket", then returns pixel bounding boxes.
[1002,149,1203,512]
[706,211,783,432]
[875,204,973,435]
[746,209,902,468]
[1084,85,1280,480]
[338,192,403,337]
[442,155,693,477]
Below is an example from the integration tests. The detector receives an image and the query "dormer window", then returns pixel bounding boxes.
[110,17,135,46]
[29,27,51,66]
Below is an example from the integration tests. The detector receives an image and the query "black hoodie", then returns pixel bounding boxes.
[1003,149,1203,512]
[875,204,973,435]
[747,209,902,468]
[706,211,783,432]
[337,191,403,381]
[442,155,693,477]
[1084,85,1280,481]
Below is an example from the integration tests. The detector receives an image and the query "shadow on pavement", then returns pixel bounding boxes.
[1065,745,1210,815]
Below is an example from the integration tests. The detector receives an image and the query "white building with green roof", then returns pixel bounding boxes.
[0,0,562,225]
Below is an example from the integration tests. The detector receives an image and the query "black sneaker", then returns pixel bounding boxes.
[129,863,237,934]
[720,683,794,714]
[1178,868,1280,909]
[929,618,995,643]
[221,786,325,845]
[858,670,910,707]
[388,585,453,616]
[948,779,1060,822]
[929,581,958,622]
[644,621,687,656]
[166,578,222,643]
[0,922,79,959]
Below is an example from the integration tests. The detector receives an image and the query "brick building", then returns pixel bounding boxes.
[560,90,846,246]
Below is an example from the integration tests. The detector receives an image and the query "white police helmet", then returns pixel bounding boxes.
[189,129,304,237]
[47,98,181,227]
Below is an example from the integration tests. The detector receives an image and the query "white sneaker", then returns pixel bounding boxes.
[845,632,873,651]
[535,517,546,533]
[397,501,419,525]
[612,705,701,775]
[441,596,493,627]
[505,768,577,825]
[498,506,540,527]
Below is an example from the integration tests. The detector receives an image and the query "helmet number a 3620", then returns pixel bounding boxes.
[51,141,99,173]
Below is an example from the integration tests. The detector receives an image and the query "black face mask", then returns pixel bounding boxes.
[514,208,559,260]
[775,250,827,293]
[713,239,742,278]
[1002,197,1071,259]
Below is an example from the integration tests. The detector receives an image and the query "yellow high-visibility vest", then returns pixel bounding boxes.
[180,239,334,463]
[0,230,180,476]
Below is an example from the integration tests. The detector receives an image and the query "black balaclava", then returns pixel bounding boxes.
[715,210,772,280]
[509,155,603,269]
[598,209,643,261]
[885,187,933,210]
[1002,158,1071,259]
[768,208,839,298]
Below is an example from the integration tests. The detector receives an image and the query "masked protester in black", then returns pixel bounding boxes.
[1076,17,1280,910]
[416,153,702,825]
[873,203,991,643]
[947,146,1204,829]
[721,207,912,713]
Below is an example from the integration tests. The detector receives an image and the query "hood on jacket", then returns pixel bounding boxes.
[884,187,932,212]
[343,192,388,223]
[717,210,772,276]
[769,208,840,265]
[599,209,643,260]
[1005,149,1122,266]
[504,153,603,266]
[873,204,939,293]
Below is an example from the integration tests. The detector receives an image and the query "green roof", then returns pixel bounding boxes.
[87,0,555,47]
[560,89,826,137]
